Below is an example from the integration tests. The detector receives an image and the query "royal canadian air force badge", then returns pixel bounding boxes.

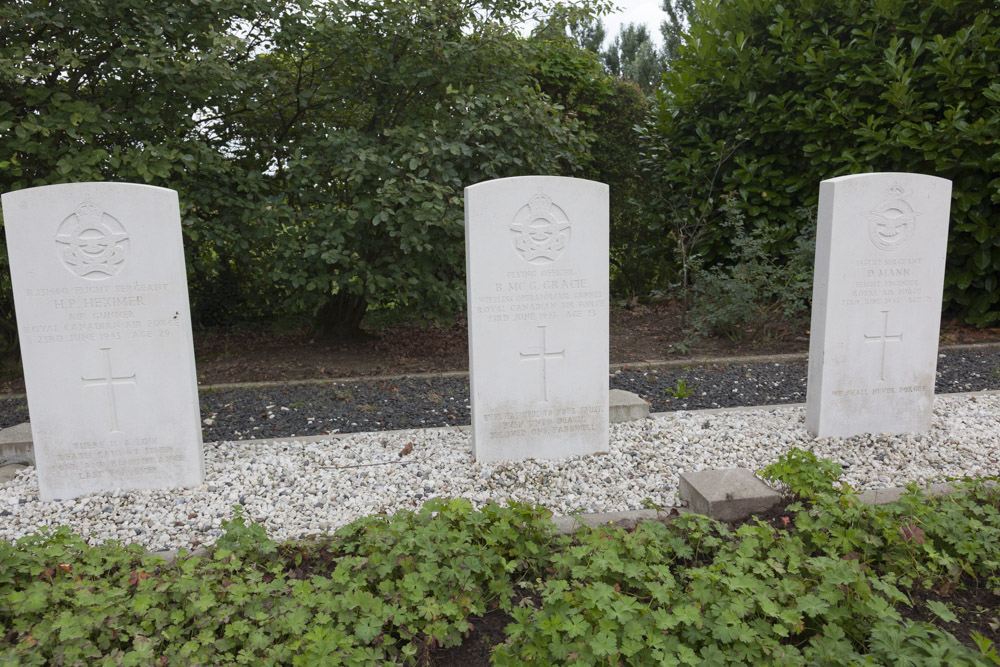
[863,183,919,252]
[54,200,129,279]
[509,190,571,263]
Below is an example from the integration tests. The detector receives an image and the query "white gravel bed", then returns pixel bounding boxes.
[2,393,998,553]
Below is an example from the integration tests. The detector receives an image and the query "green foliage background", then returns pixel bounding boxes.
[0,0,281,354]
[204,0,601,338]
[3,0,1000,352]
[588,80,655,297]
[0,0,604,349]
[646,0,1000,325]
[528,13,656,297]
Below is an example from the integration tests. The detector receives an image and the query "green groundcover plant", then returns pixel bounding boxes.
[1,452,999,665]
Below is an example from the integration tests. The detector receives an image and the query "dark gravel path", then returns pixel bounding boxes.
[1,347,998,440]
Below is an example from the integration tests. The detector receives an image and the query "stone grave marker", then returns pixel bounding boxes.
[465,176,609,461]
[2,182,204,500]
[806,172,952,438]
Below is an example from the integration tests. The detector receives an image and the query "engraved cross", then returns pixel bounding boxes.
[519,325,565,403]
[81,347,136,432]
[864,310,903,382]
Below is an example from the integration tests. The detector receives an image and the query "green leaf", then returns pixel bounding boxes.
[796,593,830,617]
[590,629,617,656]
[925,600,959,624]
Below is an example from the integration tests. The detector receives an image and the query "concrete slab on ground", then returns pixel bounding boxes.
[149,511,686,563]
[0,422,33,465]
[551,509,680,534]
[0,464,28,484]
[855,481,994,505]
[679,468,782,522]
[609,389,649,423]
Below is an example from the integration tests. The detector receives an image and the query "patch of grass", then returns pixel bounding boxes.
[330,388,354,402]
[665,378,697,399]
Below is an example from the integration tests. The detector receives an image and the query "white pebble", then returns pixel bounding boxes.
[0,393,998,552]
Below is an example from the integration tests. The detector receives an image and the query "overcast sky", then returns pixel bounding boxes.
[602,0,667,48]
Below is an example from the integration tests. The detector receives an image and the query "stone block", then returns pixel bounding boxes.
[550,509,679,535]
[857,482,963,505]
[678,468,782,522]
[609,389,649,423]
[0,464,28,484]
[0,422,34,465]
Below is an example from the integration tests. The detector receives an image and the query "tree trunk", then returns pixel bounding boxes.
[314,292,369,340]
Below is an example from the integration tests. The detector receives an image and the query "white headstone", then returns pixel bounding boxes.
[2,182,204,500]
[465,176,609,461]
[806,172,952,438]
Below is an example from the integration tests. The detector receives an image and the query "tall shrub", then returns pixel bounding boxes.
[645,0,1000,325]
[528,20,661,298]
[0,0,283,353]
[587,81,658,297]
[209,0,598,338]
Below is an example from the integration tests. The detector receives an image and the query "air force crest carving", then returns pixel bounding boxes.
[863,183,918,252]
[54,200,129,279]
[510,190,571,263]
